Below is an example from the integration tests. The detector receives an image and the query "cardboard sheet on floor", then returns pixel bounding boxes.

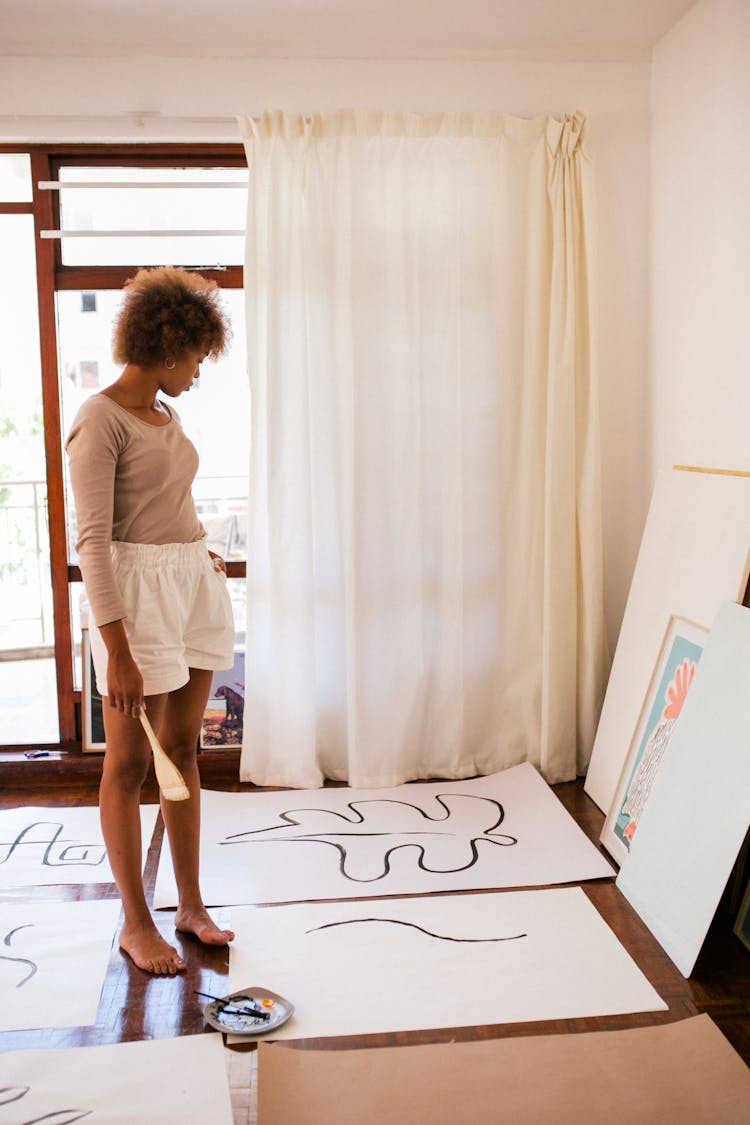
[256,1014,750,1125]
[0,804,158,889]
[0,899,120,1031]
[0,1033,234,1123]
[154,763,613,908]
[617,601,750,976]
[228,887,665,1041]
[585,468,750,814]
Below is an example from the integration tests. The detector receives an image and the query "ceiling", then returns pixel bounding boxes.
[0,0,699,59]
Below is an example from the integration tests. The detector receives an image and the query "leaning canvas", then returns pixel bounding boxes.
[617,601,750,977]
[585,468,750,813]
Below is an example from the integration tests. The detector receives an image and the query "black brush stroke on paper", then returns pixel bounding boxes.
[0,1085,92,1123]
[219,794,518,882]
[0,924,38,987]
[0,1087,30,1105]
[306,918,527,943]
[20,1112,92,1125]
[0,821,107,868]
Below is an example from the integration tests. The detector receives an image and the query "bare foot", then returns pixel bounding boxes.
[175,906,234,946]
[119,922,186,975]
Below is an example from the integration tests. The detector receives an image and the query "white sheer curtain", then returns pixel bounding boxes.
[239,110,607,789]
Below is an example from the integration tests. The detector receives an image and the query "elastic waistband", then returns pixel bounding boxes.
[111,537,208,568]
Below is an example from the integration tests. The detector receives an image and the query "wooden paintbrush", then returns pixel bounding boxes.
[138,706,190,802]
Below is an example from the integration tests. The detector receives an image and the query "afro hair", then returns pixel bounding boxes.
[112,266,231,367]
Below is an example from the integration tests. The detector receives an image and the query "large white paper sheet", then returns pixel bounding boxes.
[585,468,750,813]
[0,1034,234,1124]
[229,888,665,1040]
[0,804,158,889]
[617,602,750,977]
[0,899,120,1031]
[155,763,613,907]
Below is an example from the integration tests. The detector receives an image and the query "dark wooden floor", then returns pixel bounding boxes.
[1,762,748,1078]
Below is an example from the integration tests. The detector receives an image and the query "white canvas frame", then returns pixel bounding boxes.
[585,468,750,814]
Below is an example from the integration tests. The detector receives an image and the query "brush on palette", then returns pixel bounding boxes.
[139,706,190,801]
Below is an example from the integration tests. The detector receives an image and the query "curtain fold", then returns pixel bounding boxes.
[239,109,607,788]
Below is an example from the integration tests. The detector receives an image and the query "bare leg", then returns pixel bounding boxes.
[158,669,234,946]
[100,695,187,974]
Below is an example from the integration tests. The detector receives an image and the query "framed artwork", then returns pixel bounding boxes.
[82,628,106,753]
[734,876,750,954]
[601,615,707,865]
[85,633,246,752]
[201,650,245,749]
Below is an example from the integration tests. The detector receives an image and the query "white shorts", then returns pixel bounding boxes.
[89,539,235,697]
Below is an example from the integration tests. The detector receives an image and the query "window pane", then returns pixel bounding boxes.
[225,577,247,652]
[59,288,249,564]
[58,166,247,266]
[0,656,60,744]
[0,153,32,202]
[0,214,59,744]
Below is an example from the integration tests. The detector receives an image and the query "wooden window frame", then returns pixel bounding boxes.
[0,143,247,750]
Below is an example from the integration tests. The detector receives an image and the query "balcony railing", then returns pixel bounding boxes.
[0,477,53,656]
[0,475,247,661]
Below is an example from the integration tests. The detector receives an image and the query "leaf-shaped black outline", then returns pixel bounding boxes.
[219,794,517,883]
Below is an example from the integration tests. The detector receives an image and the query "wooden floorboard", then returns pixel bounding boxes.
[0,770,748,1123]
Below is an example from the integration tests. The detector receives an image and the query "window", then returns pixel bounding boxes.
[56,165,246,267]
[0,144,247,749]
[0,162,56,744]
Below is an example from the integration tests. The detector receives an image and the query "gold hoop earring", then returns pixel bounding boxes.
[164,357,176,370]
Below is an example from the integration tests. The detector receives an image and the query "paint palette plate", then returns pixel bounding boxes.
[202,986,294,1036]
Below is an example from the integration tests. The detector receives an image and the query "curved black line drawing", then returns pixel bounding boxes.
[218,794,518,883]
[3,924,34,947]
[20,1111,93,1124]
[0,1086,92,1123]
[306,918,527,943]
[0,1086,30,1105]
[0,923,38,987]
[223,794,509,835]
[0,822,107,868]
[275,831,451,838]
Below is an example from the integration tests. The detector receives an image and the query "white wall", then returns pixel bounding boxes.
[650,0,750,478]
[0,54,652,650]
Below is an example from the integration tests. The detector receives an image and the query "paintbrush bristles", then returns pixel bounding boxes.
[160,783,191,801]
[138,708,190,803]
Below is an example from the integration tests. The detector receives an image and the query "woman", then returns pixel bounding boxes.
[67,266,235,974]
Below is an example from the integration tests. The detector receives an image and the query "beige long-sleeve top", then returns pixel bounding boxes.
[66,393,205,626]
